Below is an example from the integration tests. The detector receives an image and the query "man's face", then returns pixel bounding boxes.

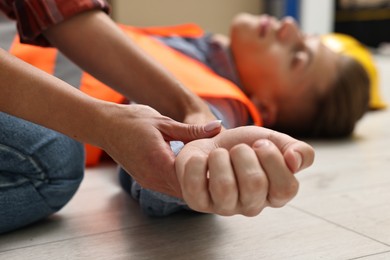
[230,13,340,127]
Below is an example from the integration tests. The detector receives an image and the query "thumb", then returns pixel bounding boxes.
[162,120,222,143]
[284,148,314,173]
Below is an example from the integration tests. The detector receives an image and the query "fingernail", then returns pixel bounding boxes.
[293,151,303,170]
[253,139,271,148]
[204,120,222,132]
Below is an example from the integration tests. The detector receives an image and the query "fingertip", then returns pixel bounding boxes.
[204,120,222,132]
[286,146,317,173]
[293,151,303,172]
[293,143,315,171]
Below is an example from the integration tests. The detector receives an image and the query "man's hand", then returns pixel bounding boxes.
[174,126,314,216]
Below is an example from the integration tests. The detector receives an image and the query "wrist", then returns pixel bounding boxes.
[180,94,217,124]
[86,101,122,149]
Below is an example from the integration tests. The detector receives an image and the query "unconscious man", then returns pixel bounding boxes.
[115,13,384,217]
[4,12,385,218]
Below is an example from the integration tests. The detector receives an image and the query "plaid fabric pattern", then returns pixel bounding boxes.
[0,0,110,46]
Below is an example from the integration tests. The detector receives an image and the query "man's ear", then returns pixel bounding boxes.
[251,96,278,127]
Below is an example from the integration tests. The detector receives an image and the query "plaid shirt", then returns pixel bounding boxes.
[0,0,110,46]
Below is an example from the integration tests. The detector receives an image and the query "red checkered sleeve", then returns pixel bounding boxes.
[0,0,110,46]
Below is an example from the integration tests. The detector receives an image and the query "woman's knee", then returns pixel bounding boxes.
[0,117,85,233]
[1,113,84,206]
[35,133,85,211]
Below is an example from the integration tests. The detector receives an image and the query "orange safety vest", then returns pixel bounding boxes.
[7,23,262,166]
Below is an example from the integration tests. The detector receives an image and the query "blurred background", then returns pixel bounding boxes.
[108,0,389,52]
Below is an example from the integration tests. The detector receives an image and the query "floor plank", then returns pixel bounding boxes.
[1,206,389,260]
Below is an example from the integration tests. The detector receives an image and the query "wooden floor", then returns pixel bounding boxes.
[1,55,389,260]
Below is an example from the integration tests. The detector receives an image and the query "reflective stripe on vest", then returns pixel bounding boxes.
[4,21,262,166]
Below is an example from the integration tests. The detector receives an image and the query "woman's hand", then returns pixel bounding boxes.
[98,103,222,197]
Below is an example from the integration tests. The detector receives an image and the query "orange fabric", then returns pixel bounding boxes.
[9,36,57,74]
[80,72,125,103]
[8,24,262,166]
[134,23,204,38]
[120,24,262,125]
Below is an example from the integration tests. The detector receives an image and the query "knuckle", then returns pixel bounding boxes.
[245,172,268,192]
[214,177,236,195]
[269,180,300,207]
[187,154,206,165]
[189,200,211,213]
[230,143,250,155]
[183,179,198,196]
[209,147,228,158]
[183,188,211,213]
[254,142,277,161]
[182,169,212,213]
[284,179,300,198]
[241,206,264,217]
[187,124,200,139]
[216,209,236,217]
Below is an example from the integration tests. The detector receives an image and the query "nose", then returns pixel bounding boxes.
[276,17,302,46]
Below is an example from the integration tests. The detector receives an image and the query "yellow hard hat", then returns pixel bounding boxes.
[321,33,386,110]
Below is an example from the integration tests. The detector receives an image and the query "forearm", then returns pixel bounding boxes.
[43,10,213,122]
[0,48,108,146]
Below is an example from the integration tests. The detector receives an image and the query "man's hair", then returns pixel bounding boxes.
[275,54,370,138]
[309,55,370,138]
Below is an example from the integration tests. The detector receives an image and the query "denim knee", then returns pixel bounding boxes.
[35,134,85,211]
[0,135,84,234]
[118,141,190,217]
[0,114,85,233]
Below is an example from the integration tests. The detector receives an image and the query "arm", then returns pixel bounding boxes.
[43,10,216,124]
[0,48,221,197]
[175,126,315,216]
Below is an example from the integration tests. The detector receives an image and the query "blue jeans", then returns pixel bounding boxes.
[0,112,84,234]
[119,141,192,217]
